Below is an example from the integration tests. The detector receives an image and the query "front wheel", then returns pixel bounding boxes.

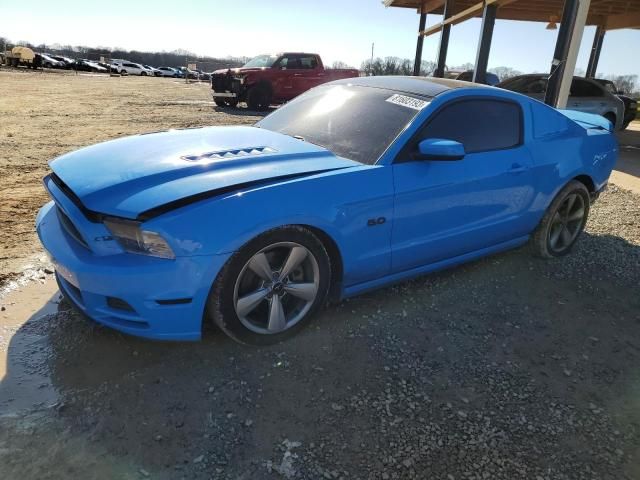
[208,227,331,345]
[246,84,272,110]
[214,97,239,108]
[531,180,590,258]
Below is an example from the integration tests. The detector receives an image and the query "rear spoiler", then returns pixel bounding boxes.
[559,109,614,132]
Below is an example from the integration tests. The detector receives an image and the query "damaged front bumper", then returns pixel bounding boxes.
[211,73,245,100]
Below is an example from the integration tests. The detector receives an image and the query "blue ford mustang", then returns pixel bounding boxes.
[36,77,617,344]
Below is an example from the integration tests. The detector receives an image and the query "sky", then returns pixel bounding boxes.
[1,0,638,78]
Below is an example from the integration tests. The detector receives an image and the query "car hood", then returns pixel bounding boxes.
[49,126,358,220]
[212,67,266,75]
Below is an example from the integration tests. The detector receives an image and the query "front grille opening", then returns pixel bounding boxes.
[156,298,192,305]
[106,296,137,313]
[56,207,89,249]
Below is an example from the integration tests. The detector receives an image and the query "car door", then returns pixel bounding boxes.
[568,78,606,115]
[391,97,534,273]
[270,55,297,100]
[291,55,323,95]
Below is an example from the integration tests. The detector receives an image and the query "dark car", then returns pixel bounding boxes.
[74,59,108,73]
[98,62,118,74]
[593,79,638,130]
[48,55,75,69]
[444,69,500,86]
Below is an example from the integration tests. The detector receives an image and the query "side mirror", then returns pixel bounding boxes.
[415,139,465,161]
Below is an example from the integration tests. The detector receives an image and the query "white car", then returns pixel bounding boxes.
[143,65,162,77]
[156,66,180,77]
[115,62,153,76]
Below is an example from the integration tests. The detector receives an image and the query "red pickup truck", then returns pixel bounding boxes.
[211,53,359,110]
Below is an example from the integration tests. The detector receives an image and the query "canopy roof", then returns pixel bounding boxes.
[384,0,640,31]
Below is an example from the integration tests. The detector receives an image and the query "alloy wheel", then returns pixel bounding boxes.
[548,193,586,253]
[233,242,319,335]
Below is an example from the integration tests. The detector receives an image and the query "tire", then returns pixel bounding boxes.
[246,83,272,110]
[530,180,590,258]
[214,98,239,108]
[208,226,331,345]
[141,71,147,76]
[120,69,127,75]
[621,120,631,130]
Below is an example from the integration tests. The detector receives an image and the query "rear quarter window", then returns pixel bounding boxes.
[530,102,572,139]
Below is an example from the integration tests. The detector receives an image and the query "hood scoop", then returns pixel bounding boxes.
[181,146,277,162]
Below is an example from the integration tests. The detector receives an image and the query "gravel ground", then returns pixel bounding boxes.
[1,187,639,480]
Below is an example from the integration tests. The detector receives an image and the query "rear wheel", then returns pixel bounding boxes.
[209,227,331,345]
[531,180,590,258]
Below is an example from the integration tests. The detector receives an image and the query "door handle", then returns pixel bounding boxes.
[508,163,527,174]
[293,73,302,76]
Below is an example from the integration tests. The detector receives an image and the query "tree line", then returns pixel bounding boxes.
[1,36,637,95]
[0,37,244,71]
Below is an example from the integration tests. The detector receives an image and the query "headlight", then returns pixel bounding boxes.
[104,218,175,259]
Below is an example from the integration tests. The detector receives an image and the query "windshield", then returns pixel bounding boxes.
[257,84,428,164]
[243,54,278,68]
[500,76,547,94]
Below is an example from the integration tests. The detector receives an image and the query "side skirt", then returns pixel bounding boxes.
[341,236,530,299]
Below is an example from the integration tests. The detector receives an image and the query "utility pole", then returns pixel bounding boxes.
[370,42,374,76]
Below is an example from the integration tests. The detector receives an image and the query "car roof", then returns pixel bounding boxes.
[329,75,488,98]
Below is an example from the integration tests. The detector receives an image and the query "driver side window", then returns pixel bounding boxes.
[274,57,289,69]
[416,99,522,154]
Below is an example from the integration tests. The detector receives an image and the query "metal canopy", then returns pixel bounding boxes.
[385,0,639,109]
[384,0,640,32]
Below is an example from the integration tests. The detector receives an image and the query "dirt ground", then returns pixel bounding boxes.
[0,69,262,288]
[1,69,640,479]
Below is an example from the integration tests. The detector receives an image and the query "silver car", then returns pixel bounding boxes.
[498,74,625,130]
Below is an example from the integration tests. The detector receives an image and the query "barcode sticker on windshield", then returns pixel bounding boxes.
[386,94,429,111]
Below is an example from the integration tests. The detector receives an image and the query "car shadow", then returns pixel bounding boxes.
[213,105,275,117]
[615,125,640,180]
[0,230,639,477]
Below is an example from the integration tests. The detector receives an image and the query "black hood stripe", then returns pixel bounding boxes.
[47,174,106,223]
[136,168,347,221]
